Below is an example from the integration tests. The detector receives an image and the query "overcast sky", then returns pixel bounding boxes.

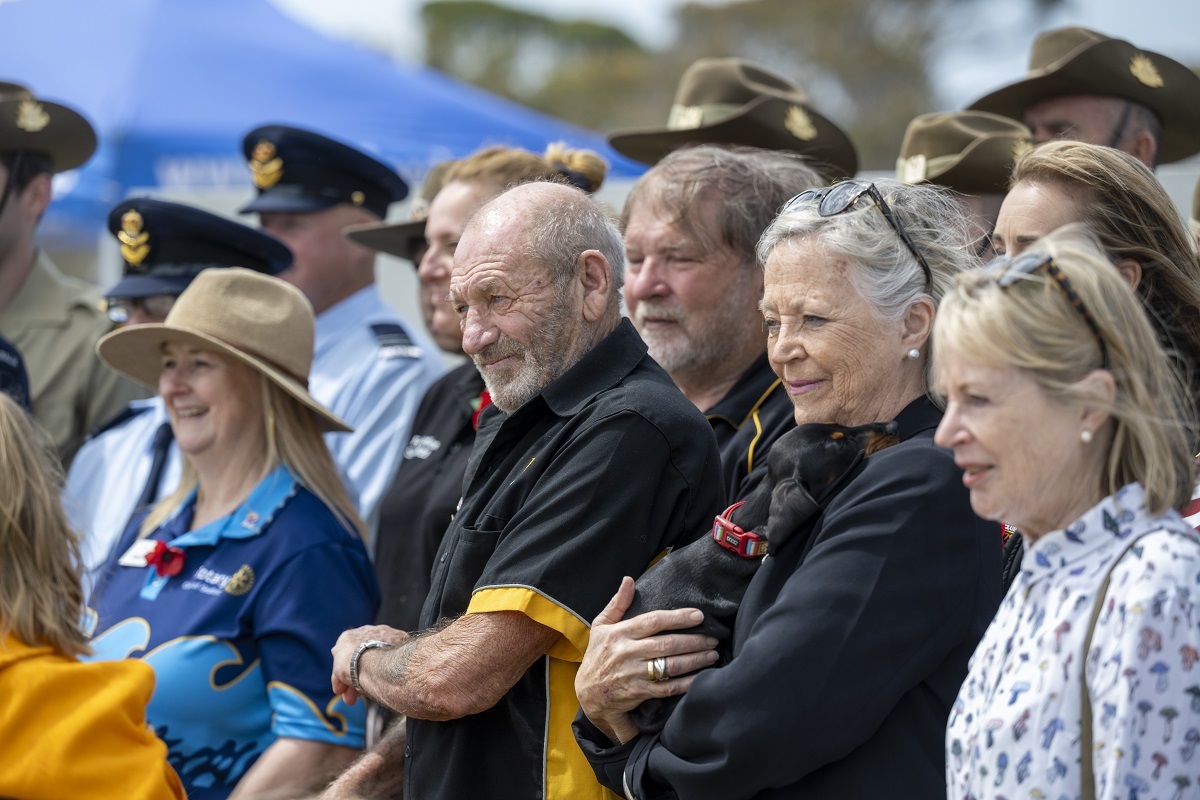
[269,0,1200,109]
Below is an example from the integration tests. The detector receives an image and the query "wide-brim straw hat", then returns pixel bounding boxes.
[0,81,96,172]
[896,111,1033,195]
[97,267,350,433]
[968,27,1200,164]
[343,217,426,263]
[607,57,858,179]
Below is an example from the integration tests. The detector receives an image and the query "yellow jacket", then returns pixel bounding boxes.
[0,632,184,800]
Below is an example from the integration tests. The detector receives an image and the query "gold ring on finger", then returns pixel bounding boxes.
[653,656,667,682]
[646,659,658,682]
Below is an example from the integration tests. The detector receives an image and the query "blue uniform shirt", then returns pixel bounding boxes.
[66,396,181,595]
[84,465,379,800]
[309,285,443,532]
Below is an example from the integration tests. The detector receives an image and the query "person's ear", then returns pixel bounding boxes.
[900,296,935,354]
[1113,257,1142,291]
[1078,368,1116,434]
[1122,129,1158,171]
[577,249,612,323]
[21,171,52,219]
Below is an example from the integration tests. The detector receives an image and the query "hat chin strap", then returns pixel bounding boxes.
[0,150,24,221]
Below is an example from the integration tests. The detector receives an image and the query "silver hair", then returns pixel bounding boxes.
[622,144,824,270]
[757,178,978,322]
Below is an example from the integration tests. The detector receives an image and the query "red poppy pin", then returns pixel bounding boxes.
[471,390,493,431]
[145,540,186,578]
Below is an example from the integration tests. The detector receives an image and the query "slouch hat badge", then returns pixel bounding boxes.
[785,105,817,141]
[250,139,283,189]
[118,209,151,268]
[15,99,49,132]
[1130,53,1164,88]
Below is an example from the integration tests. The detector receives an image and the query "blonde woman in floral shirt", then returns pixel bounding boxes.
[935,225,1200,800]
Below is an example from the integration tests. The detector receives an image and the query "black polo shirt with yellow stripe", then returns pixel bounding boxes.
[407,319,724,800]
[705,353,797,501]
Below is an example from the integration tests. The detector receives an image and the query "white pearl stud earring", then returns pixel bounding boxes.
[907,348,920,360]
[1080,429,1093,444]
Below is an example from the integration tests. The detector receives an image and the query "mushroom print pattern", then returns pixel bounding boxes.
[947,485,1200,799]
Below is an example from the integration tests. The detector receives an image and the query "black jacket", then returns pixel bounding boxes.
[575,397,1002,799]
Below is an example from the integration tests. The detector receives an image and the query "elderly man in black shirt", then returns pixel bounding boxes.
[325,181,723,800]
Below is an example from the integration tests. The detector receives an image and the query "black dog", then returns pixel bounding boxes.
[625,419,900,733]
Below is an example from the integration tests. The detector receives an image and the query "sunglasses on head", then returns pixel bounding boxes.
[987,251,1110,369]
[783,180,934,291]
[105,294,177,324]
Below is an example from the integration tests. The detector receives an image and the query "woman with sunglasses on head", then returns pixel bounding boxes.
[573,179,1002,799]
[937,225,1200,800]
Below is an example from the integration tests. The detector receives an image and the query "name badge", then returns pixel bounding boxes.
[118,539,158,568]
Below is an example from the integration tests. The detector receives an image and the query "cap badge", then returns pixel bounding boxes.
[899,154,927,184]
[15,99,49,133]
[673,105,705,130]
[785,105,817,142]
[117,209,151,268]
[1012,138,1035,162]
[1130,54,1164,88]
[350,190,365,207]
[249,140,283,189]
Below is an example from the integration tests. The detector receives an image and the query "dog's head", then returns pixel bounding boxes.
[764,420,900,548]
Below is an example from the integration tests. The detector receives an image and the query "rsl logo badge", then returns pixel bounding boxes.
[224,565,255,596]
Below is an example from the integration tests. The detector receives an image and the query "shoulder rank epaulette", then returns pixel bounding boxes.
[87,403,152,440]
[371,323,423,360]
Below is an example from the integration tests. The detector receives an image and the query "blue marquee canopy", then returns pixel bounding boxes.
[0,0,644,245]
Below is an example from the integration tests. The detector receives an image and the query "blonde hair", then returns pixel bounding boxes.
[1011,141,1200,402]
[141,375,366,542]
[934,225,1195,516]
[443,142,608,194]
[0,394,90,658]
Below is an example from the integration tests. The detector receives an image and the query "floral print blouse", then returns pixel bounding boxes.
[947,483,1200,800]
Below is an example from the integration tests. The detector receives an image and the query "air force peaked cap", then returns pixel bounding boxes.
[239,124,408,218]
[105,198,292,300]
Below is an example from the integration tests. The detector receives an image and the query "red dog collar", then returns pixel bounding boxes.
[711,501,768,558]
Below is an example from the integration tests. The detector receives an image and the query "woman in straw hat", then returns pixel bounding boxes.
[84,268,378,800]
[0,393,185,800]
[937,225,1200,799]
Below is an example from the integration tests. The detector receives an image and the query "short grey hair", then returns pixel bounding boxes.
[622,144,824,269]
[757,178,978,322]
[520,184,625,301]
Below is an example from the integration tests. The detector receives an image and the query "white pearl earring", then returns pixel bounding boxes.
[907,348,920,360]
[1080,429,1093,444]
